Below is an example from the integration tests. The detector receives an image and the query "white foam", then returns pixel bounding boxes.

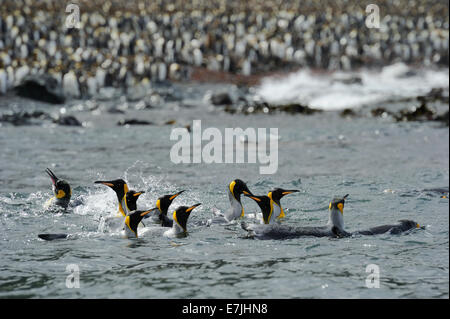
[255,63,449,111]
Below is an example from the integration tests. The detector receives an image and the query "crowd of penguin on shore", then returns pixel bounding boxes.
[1,0,448,97]
[37,168,423,241]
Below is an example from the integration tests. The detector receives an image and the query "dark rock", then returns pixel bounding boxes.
[426,88,444,99]
[14,74,65,104]
[340,108,359,118]
[433,111,449,127]
[224,101,320,115]
[117,119,153,126]
[422,87,449,103]
[107,107,125,114]
[242,102,272,114]
[224,105,238,114]
[276,103,321,115]
[371,107,394,118]
[210,92,233,105]
[53,115,82,126]
[395,101,435,122]
[0,110,52,126]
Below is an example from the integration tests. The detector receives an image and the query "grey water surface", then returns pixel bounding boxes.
[0,83,448,299]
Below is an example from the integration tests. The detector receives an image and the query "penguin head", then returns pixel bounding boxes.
[328,194,349,230]
[156,190,185,215]
[124,208,157,237]
[125,190,145,212]
[268,188,299,205]
[95,179,129,202]
[229,179,253,202]
[172,203,201,232]
[245,194,273,224]
[329,194,349,214]
[398,219,423,230]
[46,168,71,207]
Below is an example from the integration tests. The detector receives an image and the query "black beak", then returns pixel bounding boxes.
[46,168,58,185]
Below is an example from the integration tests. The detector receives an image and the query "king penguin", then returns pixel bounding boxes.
[245,188,300,223]
[244,194,279,225]
[145,190,185,227]
[94,178,144,232]
[94,179,129,216]
[207,179,254,225]
[38,189,147,241]
[124,190,145,212]
[44,168,72,211]
[242,194,422,239]
[123,203,201,239]
[268,188,300,219]
[123,209,157,239]
[164,203,201,238]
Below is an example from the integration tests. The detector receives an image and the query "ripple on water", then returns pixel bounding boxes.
[0,112,448,298]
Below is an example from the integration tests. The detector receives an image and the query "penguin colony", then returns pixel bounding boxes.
[39,168,422,241]
[1,0,449,96]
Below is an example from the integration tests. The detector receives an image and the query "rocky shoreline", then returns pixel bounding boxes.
[1,0,449,98]
[1,81,448,128]
[0,0,448,128]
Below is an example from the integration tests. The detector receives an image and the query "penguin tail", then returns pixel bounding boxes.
[38,233,69,241]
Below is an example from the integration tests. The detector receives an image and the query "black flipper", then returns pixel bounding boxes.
[38,233,68,241]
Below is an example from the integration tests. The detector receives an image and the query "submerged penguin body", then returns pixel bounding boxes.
[354,220,421,236]
[242,195,421,240]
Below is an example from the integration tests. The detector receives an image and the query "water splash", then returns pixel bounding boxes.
[256,63,449,110]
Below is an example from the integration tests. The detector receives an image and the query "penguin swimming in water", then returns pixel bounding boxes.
[123,203,201,239]
[123,209,157,239]
[44,168,72,211]
[246,188,300,223]
[94,179,129,216]
[244,194,282,225]
[38,190,147,241]
[124,190,145,212]
[163,204,201,238]
[242,194,421,239]
[101,188,146,232]
[353,220,423,236]
[207,179,253,225]
[268,188,300,219]
[144,190,185,227]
